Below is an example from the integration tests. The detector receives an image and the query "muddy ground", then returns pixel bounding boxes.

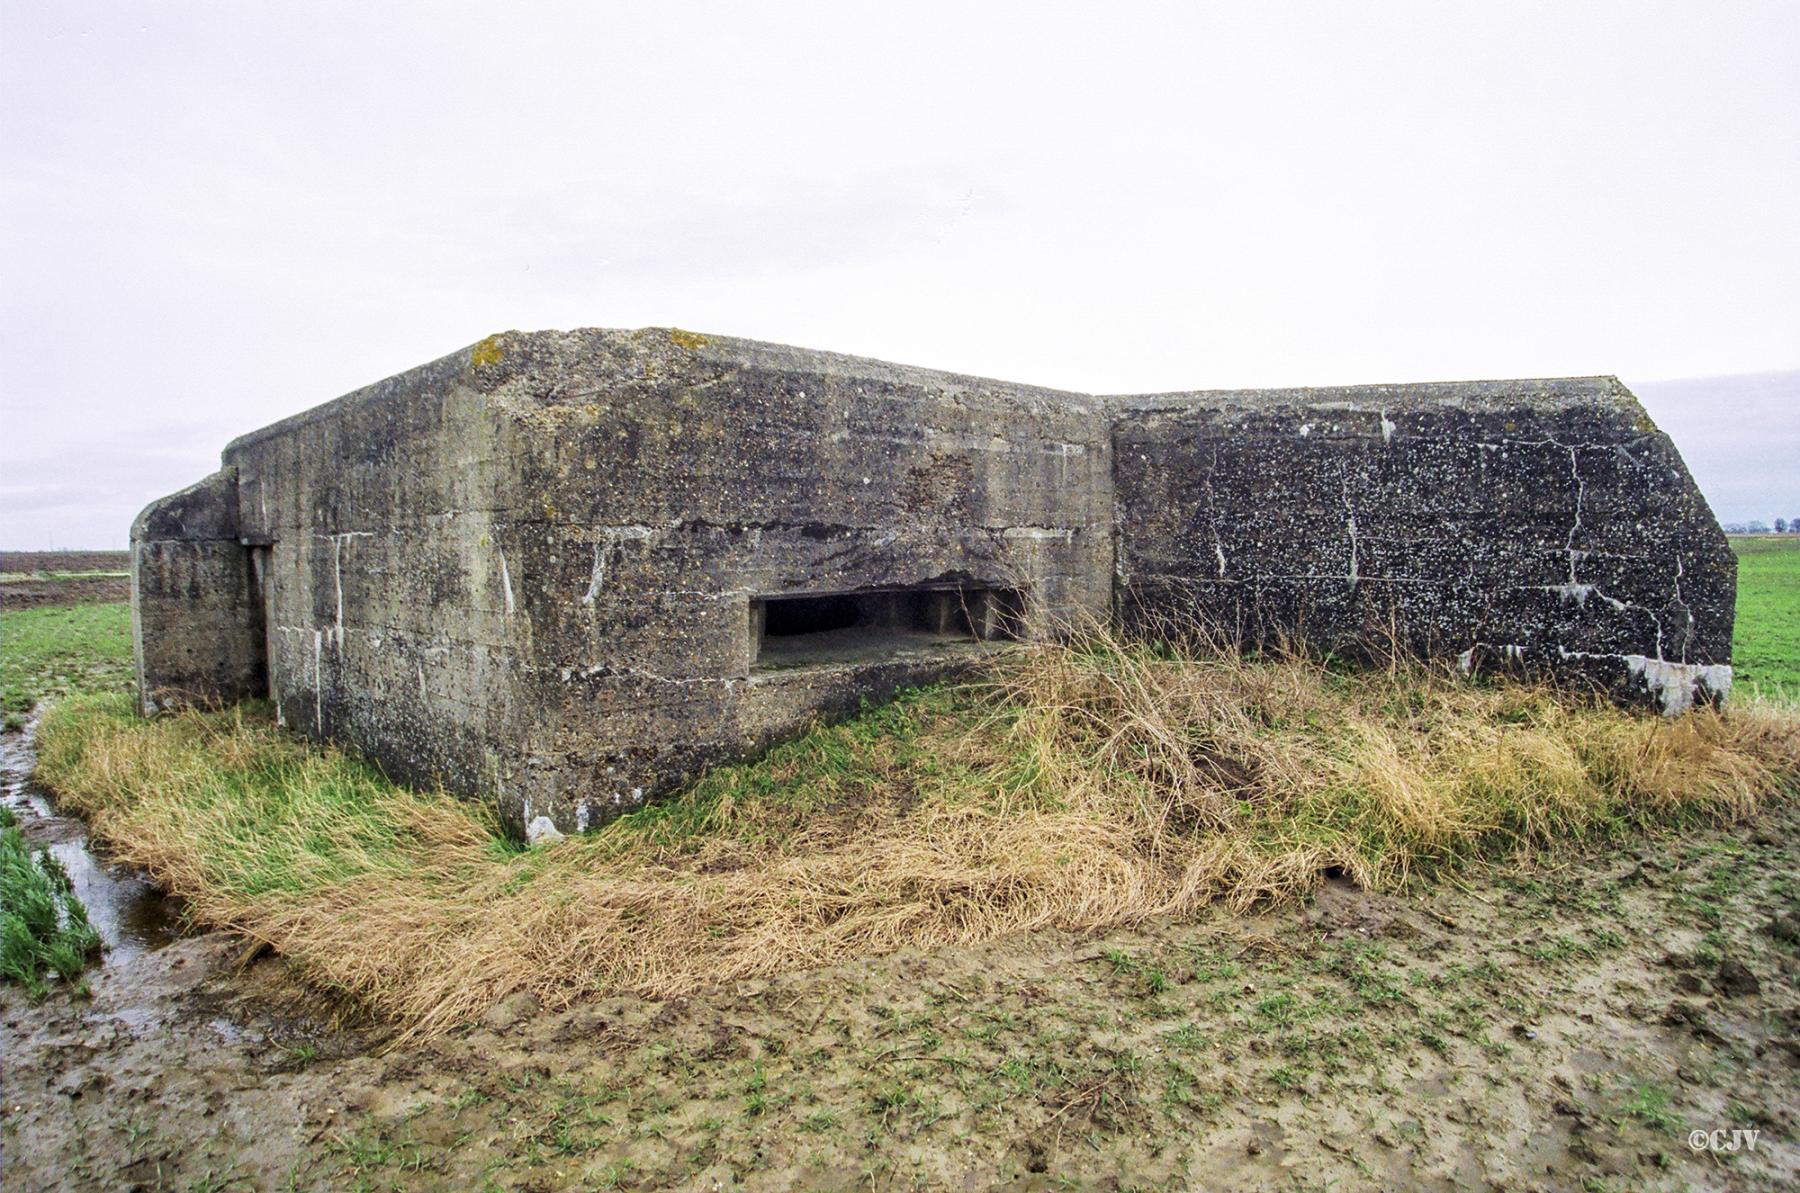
[0,550,131,609]
[0,577,131,610]
[0,552,130,576]
[3,726,1798,1192]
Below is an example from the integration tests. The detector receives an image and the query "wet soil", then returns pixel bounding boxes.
[0,577,131,610]
[3,725,1798,1191]
[0,553,130,576]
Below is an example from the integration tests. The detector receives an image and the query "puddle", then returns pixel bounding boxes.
[1,717,183,963]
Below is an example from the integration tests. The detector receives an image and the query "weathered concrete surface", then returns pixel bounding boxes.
[1112,378,1736,713]
[130,469,266,713]
[132,330,1734,833]
[158,329,1110,834]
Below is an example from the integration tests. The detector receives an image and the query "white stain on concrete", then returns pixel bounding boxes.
[1627,656,1734,716]
[1555,646,1734,715]
[1554,582,1596,607]
[1458,643,1532,674]
[316,531,372,648]
[581,525,660,605]
[581,543,606,605]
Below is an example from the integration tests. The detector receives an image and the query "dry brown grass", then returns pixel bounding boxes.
[34,628,1800,1038]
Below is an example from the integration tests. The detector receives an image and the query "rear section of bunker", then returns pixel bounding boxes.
[131,328,1734,835]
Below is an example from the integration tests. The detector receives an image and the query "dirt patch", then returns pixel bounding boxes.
[0,552,130,575]
[0,578,129,610]
[4,779,1798,1190]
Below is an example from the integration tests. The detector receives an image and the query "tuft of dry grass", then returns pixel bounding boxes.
[34,627,1800,1038]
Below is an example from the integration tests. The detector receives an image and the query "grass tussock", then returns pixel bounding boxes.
[33,627,1800,1038]
[0,804,102,998]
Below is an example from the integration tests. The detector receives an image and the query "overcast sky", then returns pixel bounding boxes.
[3,1,1796,548]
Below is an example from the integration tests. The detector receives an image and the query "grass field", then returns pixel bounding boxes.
[0,602,133,729]
[1729,535,1800,700]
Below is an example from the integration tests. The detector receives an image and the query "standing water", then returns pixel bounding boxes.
[1,715,181,962]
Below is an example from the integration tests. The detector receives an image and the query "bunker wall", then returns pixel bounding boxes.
[469,330,1114,833]
[1111,378,1736,712]
[130,469,266,712]
[213,329,1114,836]
[224,347,533,805]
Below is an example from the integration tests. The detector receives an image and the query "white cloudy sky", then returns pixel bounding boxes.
[3,0,1796,548]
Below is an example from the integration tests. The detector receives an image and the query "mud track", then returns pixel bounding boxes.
[0,578,130,610]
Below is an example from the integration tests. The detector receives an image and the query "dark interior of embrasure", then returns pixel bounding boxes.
[750,585,1023,669]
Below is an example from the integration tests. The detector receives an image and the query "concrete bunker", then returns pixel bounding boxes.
[132,327,1736,835]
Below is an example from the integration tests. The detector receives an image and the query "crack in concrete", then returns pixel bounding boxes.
[1339,465,1361,587]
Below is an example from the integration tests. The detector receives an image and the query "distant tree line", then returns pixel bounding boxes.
[1723,518,1800,534]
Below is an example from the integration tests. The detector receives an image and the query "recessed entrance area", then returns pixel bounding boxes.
[751,586,1023,670]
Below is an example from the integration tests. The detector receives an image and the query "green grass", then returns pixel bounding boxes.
[31,629,1800,1036]
[0,804,102,998]
[0,602,129,990]
[1729,536,1800,701]
[0,602,134,727]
